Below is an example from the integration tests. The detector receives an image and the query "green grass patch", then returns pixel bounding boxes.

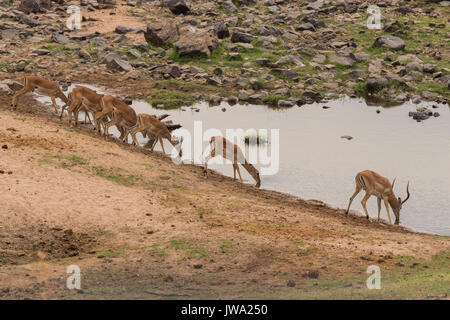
[147,89,196,109]
[92,166,140,186]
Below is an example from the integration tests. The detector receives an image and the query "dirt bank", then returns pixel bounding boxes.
[0,90,448,299]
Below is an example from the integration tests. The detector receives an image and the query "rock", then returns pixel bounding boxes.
[114,26,141,34]
[275,55,305,67]
[144,21,179,47]
[344,70,366,79]
[32,48,50,55]
[278,100,295,108]
[51,33,69,45]
[78,49,91,59]
[366,75,389,91]
[296,23,315,32]
[373,35,405,51]
[312,54,326,63]
[354,53,371,62]
[301,13,325,29]
[287,280,296,287]
[341,135,353,140]
[167,0,190,15]
[18,0,51,14]
[209,95,222,105]
[302,90,322,102]
[423,64,437,73]
[259,25,281,36]
[107,57,133,72]
[409,111,430,121]
[215,22,229,39]
[15,12,40,27]
[220,1,237,12]
[384,20,403,33]
[271,68,298,80]
[175,25,218,57]
[227,96,238,105]
[166,65,181,78]
[421,91,439,100]
[307,0,324,10]
[1,29,19,40]
[231,30,255,43]
[397,54,423,64]
[329,53,357,67]
[102,53,121,64]
[205,76,222,86]
[128,49,142,59]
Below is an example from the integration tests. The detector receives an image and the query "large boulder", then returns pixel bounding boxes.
[329,53,357,67]
[215,22,229,39]
[175,25,218,57]
[167,0,190,15]
[231,29,255,43]
[373,35,405,51]
[220,1,237,12]
[18,0,51,14]
[366,75,389,91]
[144,20,179,46]
[107,57,133,72]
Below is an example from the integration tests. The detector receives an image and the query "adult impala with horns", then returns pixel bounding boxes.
[346,170,410,225]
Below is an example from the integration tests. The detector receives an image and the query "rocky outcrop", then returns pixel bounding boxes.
[167,0,190,15]
[373,35,406,51]
[175,25,218,57]
[231,29,255,43]
[144,20,179,46]
[18,0,51,14]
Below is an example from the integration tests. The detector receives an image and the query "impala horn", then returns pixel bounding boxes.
[391,177,396,189]
[401,181,410,205]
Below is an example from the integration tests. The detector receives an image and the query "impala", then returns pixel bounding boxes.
[346,170,410,225]
[12,75,69,114]
[129,113,183,157]
[203,136,261,188]
[99,96,137,143]
[63,86,103,127]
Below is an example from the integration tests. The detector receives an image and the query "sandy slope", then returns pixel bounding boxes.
[0,92,448,299]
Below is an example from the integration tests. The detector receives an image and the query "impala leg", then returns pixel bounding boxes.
[346,186,361,215]
[94,110,110,135]
[377,198,382,222]
[67,100,81,125]
[159,138,166,154]
[235,164,243,182]
[130,127,144,146]
[50,96,59,114]
[232,164,237,180]
[361,192,372,220]
[203,153,213,177]
[149,136,158,151]
[382,196,393,225]
[103,117,118,139]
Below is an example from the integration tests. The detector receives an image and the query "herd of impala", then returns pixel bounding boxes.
[10,75,411,225]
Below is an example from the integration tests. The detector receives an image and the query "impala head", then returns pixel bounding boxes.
[391,179,410,224]
[247,163,261,188]
[172,135,183,157]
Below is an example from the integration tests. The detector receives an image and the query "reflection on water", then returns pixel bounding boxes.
[36,84,450,235]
